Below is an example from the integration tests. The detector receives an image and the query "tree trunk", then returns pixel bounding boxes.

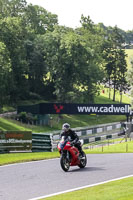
[113,82,116,101]
[109,78,111,99]
[120,92,122,103]
[109,87,111,99]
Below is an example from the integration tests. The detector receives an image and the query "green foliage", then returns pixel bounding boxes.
[0,0,58,104]
[24,4,58,34]
[0,1,131,107]
[16,112,37,124]
[0,16,29,102]
[42,23,104,103]
[125,49,133,68]
[0,0,27,19]
[0,42,11,105]
[103,27,128,102]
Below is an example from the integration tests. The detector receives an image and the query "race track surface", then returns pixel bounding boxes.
[0,153,133,200]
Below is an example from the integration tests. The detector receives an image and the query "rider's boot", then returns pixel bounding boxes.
[80,150,85,158]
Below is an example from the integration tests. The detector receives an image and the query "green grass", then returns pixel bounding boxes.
[0,117,30,131]
[43,176,133,200]
[99,88,131,104]
[125,49,133,68]
[83,138,123,148]
[0,114,126,132]
[0,152,60,166]
[0,117,57,132]
[85,140,133,154]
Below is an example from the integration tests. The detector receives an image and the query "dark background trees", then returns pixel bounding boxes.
[0,0,131,107]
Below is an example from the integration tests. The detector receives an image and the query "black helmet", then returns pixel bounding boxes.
[62,123,70,132]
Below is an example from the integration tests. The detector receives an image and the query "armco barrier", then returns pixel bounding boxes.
[32,133,53,152]
[52,122,127,149]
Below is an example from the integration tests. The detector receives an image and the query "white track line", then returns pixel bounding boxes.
[0,158,59,168]
[29,174,133,200]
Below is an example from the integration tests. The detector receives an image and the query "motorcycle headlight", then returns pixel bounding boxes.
[60,143,64,149]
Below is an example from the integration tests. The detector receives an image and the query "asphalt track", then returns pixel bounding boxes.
[0,153,133,200]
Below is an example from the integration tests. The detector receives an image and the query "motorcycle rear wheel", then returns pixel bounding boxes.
[78,152,87,168]
[60,154,70,172]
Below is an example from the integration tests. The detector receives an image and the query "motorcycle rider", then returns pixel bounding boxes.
[60,123,84,157]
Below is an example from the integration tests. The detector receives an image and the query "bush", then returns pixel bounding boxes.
[17,112,37,124]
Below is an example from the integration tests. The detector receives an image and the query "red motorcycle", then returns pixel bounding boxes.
[57,136,87,172]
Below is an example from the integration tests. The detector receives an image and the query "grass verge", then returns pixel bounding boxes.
[0,152,59,166]
[43,176,133,200]
[0,117,30,131]
[85,140,133,154]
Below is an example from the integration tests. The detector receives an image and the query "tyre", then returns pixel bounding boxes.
[60,154,70,172]
[78,152,87,168]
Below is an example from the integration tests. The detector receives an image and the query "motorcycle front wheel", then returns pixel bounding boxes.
[78,152,87,168]
[60,154,70,172]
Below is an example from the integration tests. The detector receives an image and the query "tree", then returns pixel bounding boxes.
[103,26,128,101]
[127,61,133,107]
[24,4,58,34]
[42,24,103,103]
[0,0,58,102]
[0,42,12,106]
[40,27,80,102]
[0,0,27,19]
[25,36,50,97]
[80,15,94,32]
[0,17,29,102]
[115,49,129,103]
[78,15,105,102]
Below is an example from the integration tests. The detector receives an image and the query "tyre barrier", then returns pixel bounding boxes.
[32,133,53,152]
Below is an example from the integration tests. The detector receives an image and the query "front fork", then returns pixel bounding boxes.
[61,150,71,162]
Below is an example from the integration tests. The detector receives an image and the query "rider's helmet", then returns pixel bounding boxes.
[62,123,70,132]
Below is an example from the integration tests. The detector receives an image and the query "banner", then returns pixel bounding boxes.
[0,131,32,152]
[18,103,130,115]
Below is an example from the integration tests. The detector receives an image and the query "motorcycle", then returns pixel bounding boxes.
[57,136,87,172]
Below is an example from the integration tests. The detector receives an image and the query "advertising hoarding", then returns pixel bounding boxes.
[0,131,32,152]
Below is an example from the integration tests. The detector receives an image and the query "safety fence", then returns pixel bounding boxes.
[52,122,133,149]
